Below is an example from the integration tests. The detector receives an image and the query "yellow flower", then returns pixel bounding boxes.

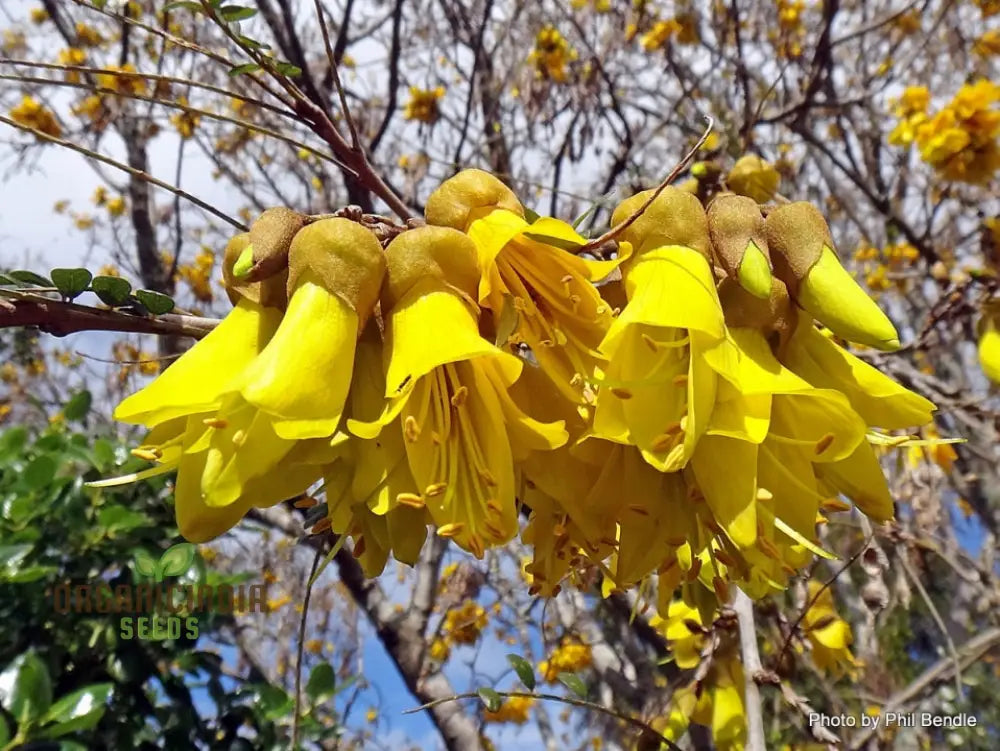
[538,640,592,682]
[75,22,104,47]
[9,95,62,138]
[657,650,746,750]
[170,96,200,138]
[350,226,566,558]
[652,598,707,669]
[97,64,148,97]
[483,695,534,724]
[974,30,1000,57]
[30,8,49,24]
[801,580,857,677]
[443,600,488,644]
[403,86,445,123]
[106,196,127,217]
[727,155,781,203]
[529,26,577,83]
[978,304,1000,384]
[640,19,682,51]
[57,48,88,82]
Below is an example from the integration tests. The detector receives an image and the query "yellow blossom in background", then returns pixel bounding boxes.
[365,708,378,723]
[106,196,127,217]
[57,48,88,82]
[974,0,1000,17]
[529,26,577,83]
[442,600,488,645]
[906,424,957,472]
[170,97,201,138]
[92,186,108,207]
[403,86,445,123]
[640,19,682,51]
[177,247,216,303]
[429,637,451,662]
[74,214,94,230]
[30,7,49,23]
[1,31,27,56]
[974,30,1000,57]
[801,580,858,677]
[483,695,535,724]
[538,640,592,682]
[9,95,62,138]
[97,64,148,97]
[75,22,104,47]
[652,599,708,669]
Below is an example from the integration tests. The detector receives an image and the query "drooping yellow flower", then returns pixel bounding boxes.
[538,640,592,682]
[350,226,567,558]
[978,303,1000,384]
[9,95,62,138]
[529,26,577,82]
[442,599,488,645]
[427,169,622,404]
[100,217,385,542]
[483,695,534,724]
[801,580,858,677]
[652,598,707,669]
[592,187,726,472]
[726,155,781,204]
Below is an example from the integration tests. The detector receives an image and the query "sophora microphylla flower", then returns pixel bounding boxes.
[800,579,858,678]
[99,215,386,542]
[592,187,726,472]
[349,226,567,558]
[426,169,622,405]
[977,302,1000,384]
[765,202,900,351]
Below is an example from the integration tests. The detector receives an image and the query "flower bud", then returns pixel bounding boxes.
[243,207,308,282]
[610,187,711,258]
[424,169,524,231]
[287,218,386,323]
[382,226,481,311]
[765,202,900,351]
[222,233,288,309]
[707,193,772,299]
[726,155,780,203]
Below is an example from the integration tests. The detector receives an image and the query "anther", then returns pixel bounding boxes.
[815,433,836,455]
[450,386,468,407]
[202,417,228,429]
[353,535,367,558]
[425,482,447,497]
[231,429,247,447]
[756,488,774,501]
[131,448,160,461]
[404,415,421,442]
[437,522,465,538]
[641,333,659,352]
[396,493,426,509]
[610,387,633,399]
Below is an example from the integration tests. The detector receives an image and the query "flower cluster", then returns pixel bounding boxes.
[889,80,1000,184]
[403,86,445,124]
[100,164,936,614]
[799,579,857,677]
[483,695,535,724]
[529,26,577,83]
[9,95,61,138]
[538,640,593,682]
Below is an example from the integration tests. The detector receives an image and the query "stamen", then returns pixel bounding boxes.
[450,386,468,407]
[610,387,633,399]
[479,469,498,487]
[485,522,505,539]
[672,374,689,386]
[202,417,228,429]
[758,537,780,559]
[310,517,332,534]
[486,499,504,516]
[641,333,659,352]
[686,557,703,580]
[815,433,836,455]
[437,522,465,538]
[396,493,426,509]
[714,549,736,567]
[651,431,681,452]
[627,504,650,516]
[821,497,851,512]
[468,534,485,558]
[293,497,317,509]
[424,482,447,497]
[404,415,421,442]
[756,488,774,501]
[131,448,161,462]
[712,576,729,602]
[231,429,247,447]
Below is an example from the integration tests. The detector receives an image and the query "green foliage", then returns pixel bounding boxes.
[506,653,536,690]
[1,268,176,316]
[0,413,342,749]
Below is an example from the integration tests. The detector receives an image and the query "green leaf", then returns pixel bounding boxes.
[7,270,52,287]
[132,548,157,578]
[477,687,502,713]
[256,684,292,720]
[0,544,33,574]
[557,672,587,698]
[0,427,28,462]
[41,683,112,738]
[0,650,53,722]
[573,204,598,230]
[91,275,132,306]
[0,715,8,745]
[97,505,151,537]
[50,268,92,299]
[91,438,115,471]
[158,542,196,577]
[3,565,56,583]
[24,455,58,491]
[134,289,175,315]
[228,62,262,76]
[238,35,270,50]
[506,654,536,690]
[63,390,92,422]
[163,1,204,12]
[305,663,336,703]
[274,61,302,77]
[219,5,257,21]
[522,232,584,253]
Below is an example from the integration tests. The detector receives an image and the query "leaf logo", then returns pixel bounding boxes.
[132,543,196,582]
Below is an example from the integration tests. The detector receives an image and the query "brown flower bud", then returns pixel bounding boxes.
[707,193,772,298]
[243,207,308,282]
[424,169,524,231]
[610,186,711,258]
[222,233,288,309]
[287,218,386,323]
[382,226,481,311]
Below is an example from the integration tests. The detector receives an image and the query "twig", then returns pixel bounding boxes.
[0,115,246,230]
[777,532,872,667]
[403,689,683,751]
[578,115,714,253]
[291,547,324,749]
[0,294,218,339]
[733,588,766,751]
[313,0,361,152]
